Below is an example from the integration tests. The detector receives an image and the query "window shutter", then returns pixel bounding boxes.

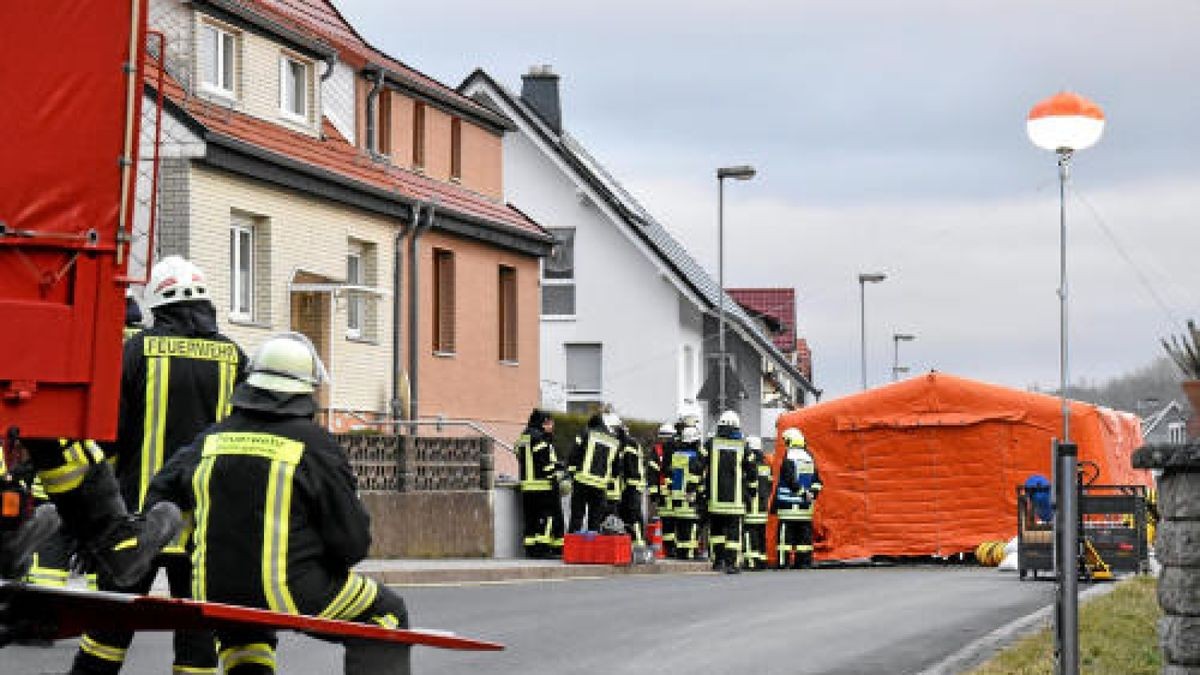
[433,250,455,352]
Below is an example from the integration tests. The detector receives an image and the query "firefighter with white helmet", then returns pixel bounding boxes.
[702,410,753,574]
[147,333,413,674]
[775,427,822,569]
[567,412,623,532]
[667,426,705,560]
[72,255,244,674]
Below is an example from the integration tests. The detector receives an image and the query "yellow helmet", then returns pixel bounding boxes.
[781,428,806,449]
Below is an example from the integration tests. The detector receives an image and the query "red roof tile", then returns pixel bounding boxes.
[147,60,544,240]
[728,288,797,353]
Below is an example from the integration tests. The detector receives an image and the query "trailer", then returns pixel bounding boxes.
[1017,481,1149,581]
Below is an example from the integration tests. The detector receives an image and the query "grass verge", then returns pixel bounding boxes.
[970,575,1160,675]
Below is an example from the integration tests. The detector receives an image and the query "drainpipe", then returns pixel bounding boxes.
[407,200,437,428]
[364,67,384,154]
[390,204,415,422]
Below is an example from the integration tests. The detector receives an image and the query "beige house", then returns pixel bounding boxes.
[139,0,552,453]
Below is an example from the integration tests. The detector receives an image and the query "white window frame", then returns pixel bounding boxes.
[279,54,309,123]
[200,23,236,98]
[541,228,576,320]
[1168,421,1186,444]
[230,220,254,321]
[346,250,364,339]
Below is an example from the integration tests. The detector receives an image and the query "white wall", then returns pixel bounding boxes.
[502,129,690,424]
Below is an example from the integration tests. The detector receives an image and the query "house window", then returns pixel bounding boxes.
[1168,421,1186,444]
[280,55,308,121]
[229,218,254,320]
[432,249,455,353]
[498,266,518,362]
[681,345,697,403]
[565,343,602,395]
[378,90,393,157]
[200,23,236,96]
[346,250,364,338]
[412,102,426,168]
[542,228,575,316]
[450,118,462,181]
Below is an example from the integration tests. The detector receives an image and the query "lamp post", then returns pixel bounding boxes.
[1027,90,1105,675]
[716,165,756,414]
[892,332,916,382]
[858,272,886,390]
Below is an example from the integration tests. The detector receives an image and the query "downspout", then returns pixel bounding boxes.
[407,200,436,427]
[390,204,414,421]
[365,67,384,154]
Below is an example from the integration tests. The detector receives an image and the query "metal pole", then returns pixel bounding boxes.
[892,335,899,382]
[1054,149,1079,675]
[718,176,726,414]
[859,279,867,390]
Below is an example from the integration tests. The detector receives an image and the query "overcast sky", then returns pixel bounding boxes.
[337,0,1200,401]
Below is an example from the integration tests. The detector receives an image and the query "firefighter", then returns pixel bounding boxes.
[70,256,245,675]
[147,332,411,674]
[648,423,674,557]
[703,411,751,574]
[568,413,622,533]
[516,410,565,558]
[617,427,646,547]
[775,427,822,569]
[668,426,704,560]
[742,436,771,571]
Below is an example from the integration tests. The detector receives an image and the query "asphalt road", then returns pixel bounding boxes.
[6,566,1056,674]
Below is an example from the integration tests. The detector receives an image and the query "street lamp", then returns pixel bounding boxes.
[1027,90,1105,675]
[715,165,756,415]
[892,332,916,382]
[858,272,886,390]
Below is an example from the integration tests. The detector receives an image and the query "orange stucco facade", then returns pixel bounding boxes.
[402,230,541,445]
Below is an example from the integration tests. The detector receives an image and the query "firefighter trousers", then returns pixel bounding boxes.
[216,578,410,675]
[568,483,609,533]
[71,554,217,674]
[673,518,701,560]
[777,518,814,569]
[618,487,644,545]
[521,489,564,557]
[742,521,767,570]
[708,514,742,567]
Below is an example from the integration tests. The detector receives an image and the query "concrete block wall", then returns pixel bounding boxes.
[1133,443,1200,673]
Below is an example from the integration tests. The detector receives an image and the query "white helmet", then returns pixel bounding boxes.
[144,256,209,309]
[717,410,740,429]
[246,332,329,394]
[677,404,700,429]
[657,423,675,438]
[746,436,762,452]
[681,426,701,444]
[602,413,622,433]
[782,428,806,449]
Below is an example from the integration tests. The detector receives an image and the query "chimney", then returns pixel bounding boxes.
[521,65,562,134]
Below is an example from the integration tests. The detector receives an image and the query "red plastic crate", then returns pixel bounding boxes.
[563,533,632,565]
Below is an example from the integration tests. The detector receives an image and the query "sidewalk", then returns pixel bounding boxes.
[354,557,712,586]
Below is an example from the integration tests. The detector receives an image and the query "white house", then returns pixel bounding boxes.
[460,67,819,434]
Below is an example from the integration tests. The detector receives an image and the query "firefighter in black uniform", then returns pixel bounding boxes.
[742,436,771,571]
[775,427,823,569]
[516,410,565,558]
[147,333,411,674]
[617,427,646,547]
[667,426,704,560]
[568,413,622,533]
[649,423,673,557]
[71,256,244,675]
[703,411,752,574]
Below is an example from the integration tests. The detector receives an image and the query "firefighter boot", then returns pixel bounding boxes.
[344,640,412,675]
[48,463,181,588]
[0,504,62,580]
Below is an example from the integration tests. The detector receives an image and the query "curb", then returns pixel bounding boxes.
[362,560,712,586]
[916,580,1119,674]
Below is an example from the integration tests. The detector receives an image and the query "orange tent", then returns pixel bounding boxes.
[770,373,1148,562]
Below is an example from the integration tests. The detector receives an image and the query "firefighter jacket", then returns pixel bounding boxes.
[775,448,822,521]
[744,450,772,525]
[569,426,621,491]
[647,440,669,510]
[516,413,559,493]
[147,392,373,618]
[620,438,646,493]
[667,443,704,519]
[704,435,752,516]
[113,300,246,510]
